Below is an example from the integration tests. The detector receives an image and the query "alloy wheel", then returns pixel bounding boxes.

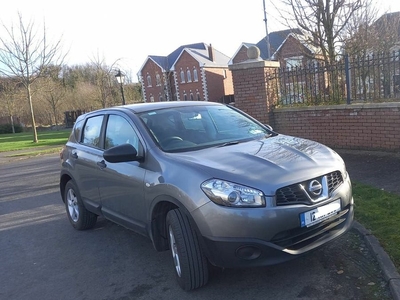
[169,225,182,277]
[67,188,79,222]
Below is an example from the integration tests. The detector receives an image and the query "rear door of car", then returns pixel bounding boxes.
[97,113,147,234]
[72,113,105,211]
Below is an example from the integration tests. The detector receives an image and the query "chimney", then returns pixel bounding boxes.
[208,44,214,62]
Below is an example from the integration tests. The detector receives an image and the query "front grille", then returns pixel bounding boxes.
[327,171,343,194]
[276,171,344,206]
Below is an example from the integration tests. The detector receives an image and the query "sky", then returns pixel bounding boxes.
[1,0,400,82]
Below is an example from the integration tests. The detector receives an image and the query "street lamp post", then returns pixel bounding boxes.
[115,69,126,105]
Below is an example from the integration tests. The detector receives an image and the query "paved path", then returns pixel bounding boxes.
[1,148,400,298]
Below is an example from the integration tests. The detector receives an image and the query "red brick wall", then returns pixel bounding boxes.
[204,68,233,102]
[174,51,204,100]
[231,67,272,124]
[232,45,249,64]
[273,104,400,151]
[275,35,313,67]
[140,60,164,102]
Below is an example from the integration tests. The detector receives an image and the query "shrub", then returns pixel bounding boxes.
[0,124,24,134]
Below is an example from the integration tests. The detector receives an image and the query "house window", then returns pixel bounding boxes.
[180,69,185,83]
[183,91,187,101]
[187,69,192,82]
[193,68,198,82]
[147,74,152,87]
[283,82,305,104]
[159,94,164,102]
[190,92,194,100]
[222,69,227,79]
[150,95,154,102]
[196,91,201,101]
[156,73,161,86]
[285,57,303,70]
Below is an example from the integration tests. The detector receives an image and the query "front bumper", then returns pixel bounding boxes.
[202,201,354,268]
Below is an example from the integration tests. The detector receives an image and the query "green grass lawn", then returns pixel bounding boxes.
[0,129,71,153]
[353,181,400,271]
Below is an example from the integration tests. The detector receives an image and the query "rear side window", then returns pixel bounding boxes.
[72,119,84,141]
[82,115,104,148]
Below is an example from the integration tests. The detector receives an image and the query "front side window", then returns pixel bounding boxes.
[82,115,104,148]
[105,115,140,151]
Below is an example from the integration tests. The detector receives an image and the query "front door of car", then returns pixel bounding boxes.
[98,114,147,234]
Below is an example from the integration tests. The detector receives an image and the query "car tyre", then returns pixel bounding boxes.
[64,180,97,230]
[166,208,209,291]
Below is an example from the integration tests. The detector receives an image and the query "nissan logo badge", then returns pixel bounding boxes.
[309,180,323,196]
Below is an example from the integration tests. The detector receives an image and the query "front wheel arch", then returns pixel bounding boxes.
[150,200,178,252]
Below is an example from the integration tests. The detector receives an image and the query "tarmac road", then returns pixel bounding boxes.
[0,152,394,299]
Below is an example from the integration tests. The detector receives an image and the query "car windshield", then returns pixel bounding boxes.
[139,105,271,152]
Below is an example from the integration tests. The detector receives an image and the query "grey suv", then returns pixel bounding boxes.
[59,101,353,290]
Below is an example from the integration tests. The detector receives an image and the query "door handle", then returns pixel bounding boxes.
[71,151,78,159]
[97,160,107,169]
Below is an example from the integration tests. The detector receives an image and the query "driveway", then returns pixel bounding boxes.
[0,153,392,299]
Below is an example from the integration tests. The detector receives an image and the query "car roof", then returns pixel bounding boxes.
[75,101,226,123]
[123,101,224,113]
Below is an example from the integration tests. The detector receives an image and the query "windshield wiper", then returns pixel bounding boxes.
[217,141,240,148]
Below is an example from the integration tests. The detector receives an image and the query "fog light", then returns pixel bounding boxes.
[236,246,261,260]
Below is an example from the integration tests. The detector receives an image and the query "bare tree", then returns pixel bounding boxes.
[90,54,120,108]
[0,78,21,133]
[344,8,400,99]
[0,13,65,142]
[40,65,66,127]
[343,0,378,56]
[280,0,364,65]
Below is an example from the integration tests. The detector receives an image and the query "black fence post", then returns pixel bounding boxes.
[345,54,351,104]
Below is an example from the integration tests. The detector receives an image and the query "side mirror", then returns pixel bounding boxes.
[103,144,140,163]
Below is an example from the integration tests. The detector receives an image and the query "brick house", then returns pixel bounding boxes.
[229,28,319,67]
[230,29,322,104]
[137,43,234,103]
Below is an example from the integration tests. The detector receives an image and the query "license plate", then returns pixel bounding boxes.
[300,199,341,227]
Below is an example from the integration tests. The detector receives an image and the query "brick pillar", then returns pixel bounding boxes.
[228,46,280,125]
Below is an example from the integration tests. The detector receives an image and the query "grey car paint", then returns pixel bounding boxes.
[60,101,353,290]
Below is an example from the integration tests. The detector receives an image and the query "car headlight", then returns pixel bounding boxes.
[201,179,265,207]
